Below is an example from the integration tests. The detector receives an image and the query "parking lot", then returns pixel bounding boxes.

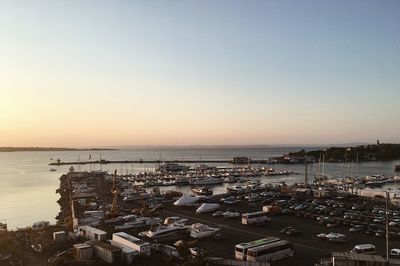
[159,190,400,265]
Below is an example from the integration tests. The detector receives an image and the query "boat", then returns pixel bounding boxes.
[164,216,188,226]
[190,176,222,186]
[222,211,240,218]
[191,186,213,196]
[174,177,190,186]
[365,180,386,187]
[189,223,220,239]
[121,188,151,202]
[173,195,199,206]
[0,219,7,231]
[49,168,57,172]
[138,224,189,241]
[164,190,183,200]
[195,164,217,171]
[196,203,220,214]
[223,198,241,205]
[226,184,246,194]
[114,216,148,230]
[157,163,190,172]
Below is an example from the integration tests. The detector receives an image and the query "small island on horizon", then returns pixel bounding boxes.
[0,147,117,152]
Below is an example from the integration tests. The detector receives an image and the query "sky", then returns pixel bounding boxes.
[0,0,399,147]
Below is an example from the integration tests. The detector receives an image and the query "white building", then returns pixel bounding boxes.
[112,232,151,255]
[78,225,107,241]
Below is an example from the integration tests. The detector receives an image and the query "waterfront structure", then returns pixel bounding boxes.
[231,157,252,164]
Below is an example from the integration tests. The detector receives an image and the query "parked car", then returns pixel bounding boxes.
[391,248,400,256]
[286,228,302,236]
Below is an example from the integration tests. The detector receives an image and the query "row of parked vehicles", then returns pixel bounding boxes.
[268,195,400,241]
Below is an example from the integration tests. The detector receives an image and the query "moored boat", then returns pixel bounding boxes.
[191,186,213,196]
[190,176,222,186]
[0,219,7,231]
[189,223,220,238]
[138,224,189,241]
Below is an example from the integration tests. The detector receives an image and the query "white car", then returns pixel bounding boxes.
[391,248,400,256]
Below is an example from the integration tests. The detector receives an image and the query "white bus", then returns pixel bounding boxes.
[242,211,271,225]
[246,240,293,262]
[351,244,376,255]
[235,237,280,260]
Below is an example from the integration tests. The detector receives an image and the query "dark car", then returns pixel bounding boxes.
[213,233,227,241]
[286,228,302,236]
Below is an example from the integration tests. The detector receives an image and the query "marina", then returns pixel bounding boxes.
[43,166,400,265]
[1,148,400,265]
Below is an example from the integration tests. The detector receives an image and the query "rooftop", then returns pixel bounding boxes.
[332,252,386,262]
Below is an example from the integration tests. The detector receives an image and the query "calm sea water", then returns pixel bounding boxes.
[0,147,398,229]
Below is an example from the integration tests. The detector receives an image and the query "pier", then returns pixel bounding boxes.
[49,158,273,166]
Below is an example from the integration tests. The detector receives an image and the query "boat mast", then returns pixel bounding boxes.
[322,150,325,179]
[355,153,358,178]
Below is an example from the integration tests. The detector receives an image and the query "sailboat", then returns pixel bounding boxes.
[313,150,327,183]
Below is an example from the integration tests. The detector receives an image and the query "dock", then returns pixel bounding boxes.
[49,158,273,166]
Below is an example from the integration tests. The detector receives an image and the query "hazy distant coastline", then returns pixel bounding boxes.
[0,147,117,152]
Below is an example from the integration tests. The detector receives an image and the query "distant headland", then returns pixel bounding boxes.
[276,143,400,163]
[0,147,117,152]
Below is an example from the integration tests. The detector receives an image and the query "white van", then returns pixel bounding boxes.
[351,244,376,255]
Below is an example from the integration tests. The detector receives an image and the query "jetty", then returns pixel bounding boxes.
[49,157,272,166]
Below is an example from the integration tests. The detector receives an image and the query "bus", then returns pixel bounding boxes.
[246,240,293,262]
[242,211,271,225]
[351,244,376,255]
[235,237,280,260]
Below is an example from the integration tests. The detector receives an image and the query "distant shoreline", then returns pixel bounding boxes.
[0,147,117,152]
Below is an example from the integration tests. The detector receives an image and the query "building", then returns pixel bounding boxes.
[330,252,386,266]
[109,240,139,264]
[112,232,151,255]
[78,225,107,241]
[53,231,67,243]
[88,240,122,263]
[231,157,252,164]
[73,243,93,261]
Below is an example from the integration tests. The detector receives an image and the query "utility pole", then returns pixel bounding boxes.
[386,190,389,264]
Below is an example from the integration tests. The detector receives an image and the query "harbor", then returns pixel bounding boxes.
[48,165,400,265]
[2,157,399,265]
[1,149,400,266]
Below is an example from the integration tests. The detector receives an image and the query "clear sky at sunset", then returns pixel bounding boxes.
[0,1,399,146]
